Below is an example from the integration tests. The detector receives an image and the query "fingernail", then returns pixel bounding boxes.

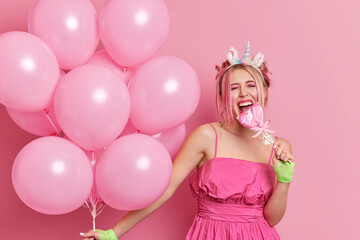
[277,156,280,159]
[80,233,84,236]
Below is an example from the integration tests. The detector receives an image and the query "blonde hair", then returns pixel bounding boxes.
[215,60,271,123]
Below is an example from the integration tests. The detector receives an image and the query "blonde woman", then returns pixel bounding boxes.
[81,42,295,240]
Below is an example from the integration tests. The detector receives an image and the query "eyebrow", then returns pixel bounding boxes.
[230,80,255,85]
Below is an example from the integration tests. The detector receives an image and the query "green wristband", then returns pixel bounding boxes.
[97,229,118,240]
[273,160,295,183]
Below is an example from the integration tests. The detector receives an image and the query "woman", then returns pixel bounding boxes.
[81,42,295,240]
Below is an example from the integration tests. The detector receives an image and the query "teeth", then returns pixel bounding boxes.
[238,102,253,107]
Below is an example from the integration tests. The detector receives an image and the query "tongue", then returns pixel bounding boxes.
[239,105,252,113]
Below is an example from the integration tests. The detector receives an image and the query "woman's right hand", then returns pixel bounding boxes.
[80,229,118,240]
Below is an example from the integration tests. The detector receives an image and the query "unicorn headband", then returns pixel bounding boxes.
[223,42,268,106]
[225,41,265,76]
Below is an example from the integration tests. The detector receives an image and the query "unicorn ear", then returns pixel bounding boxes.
[252,52,264,67]
[226,47,241,65]
[242,41,250,62]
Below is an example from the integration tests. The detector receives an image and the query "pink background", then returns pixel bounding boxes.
[1,0,359,239]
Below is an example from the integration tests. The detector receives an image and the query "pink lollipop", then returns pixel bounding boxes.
[237,104,276,145]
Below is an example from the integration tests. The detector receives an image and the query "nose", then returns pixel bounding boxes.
[238,86,248,97]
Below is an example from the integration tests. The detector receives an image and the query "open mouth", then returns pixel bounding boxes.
[238,101,253,113]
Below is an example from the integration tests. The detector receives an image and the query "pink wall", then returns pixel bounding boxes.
[1,0,359,239]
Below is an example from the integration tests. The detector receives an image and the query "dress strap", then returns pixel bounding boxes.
[209,123,218,158]
[268,136,278,164]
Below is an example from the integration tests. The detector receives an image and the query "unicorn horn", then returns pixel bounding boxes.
[242,41,250,62]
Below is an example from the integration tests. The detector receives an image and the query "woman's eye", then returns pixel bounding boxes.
[231,87,238,90]
[248,85,256,88]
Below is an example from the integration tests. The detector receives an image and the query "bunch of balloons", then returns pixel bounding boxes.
[1,0,200,219]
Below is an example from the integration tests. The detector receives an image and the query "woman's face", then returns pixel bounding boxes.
[229,68,259,117]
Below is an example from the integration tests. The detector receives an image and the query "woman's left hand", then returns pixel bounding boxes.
[272,138,295,183]
[273,139,295,163]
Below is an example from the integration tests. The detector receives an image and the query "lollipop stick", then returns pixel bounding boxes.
[262,131,276,145]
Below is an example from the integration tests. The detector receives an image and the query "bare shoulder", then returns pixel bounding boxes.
[188,123,216,145]
[275,137,293,152]
[174,123,216,165]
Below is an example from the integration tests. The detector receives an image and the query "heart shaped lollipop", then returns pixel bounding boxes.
[238,104,264,128]
[237,104,275,144]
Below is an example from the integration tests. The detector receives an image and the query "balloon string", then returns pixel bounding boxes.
[82,151,106,231]
[83,193,98,231]
[91,150,96,231]
[90,151,96,200]
[82,186,105,231]
[92,209,96,231]
[43,109,61,136]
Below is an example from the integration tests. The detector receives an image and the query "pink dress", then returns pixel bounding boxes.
[186,124,280,240]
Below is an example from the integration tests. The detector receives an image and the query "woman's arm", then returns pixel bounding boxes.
[82,124,215,240]
[263,181,291,227]
[264,138,295,227]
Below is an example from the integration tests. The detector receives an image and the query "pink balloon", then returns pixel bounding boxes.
[6,70,65,136]
[87,50,134,85]
[99,0,169,67]
[12,137,93,215]
[129,56,200,134]
[152,124,186,159]
[28,0,99,70]
[54,64,130,151]
[96,134,172,210]
[0,31,59,111]
[6,104,61,137]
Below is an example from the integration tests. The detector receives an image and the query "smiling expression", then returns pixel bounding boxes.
[230,68,260,116]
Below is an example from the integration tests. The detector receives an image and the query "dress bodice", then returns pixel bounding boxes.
[189,157,276,206]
